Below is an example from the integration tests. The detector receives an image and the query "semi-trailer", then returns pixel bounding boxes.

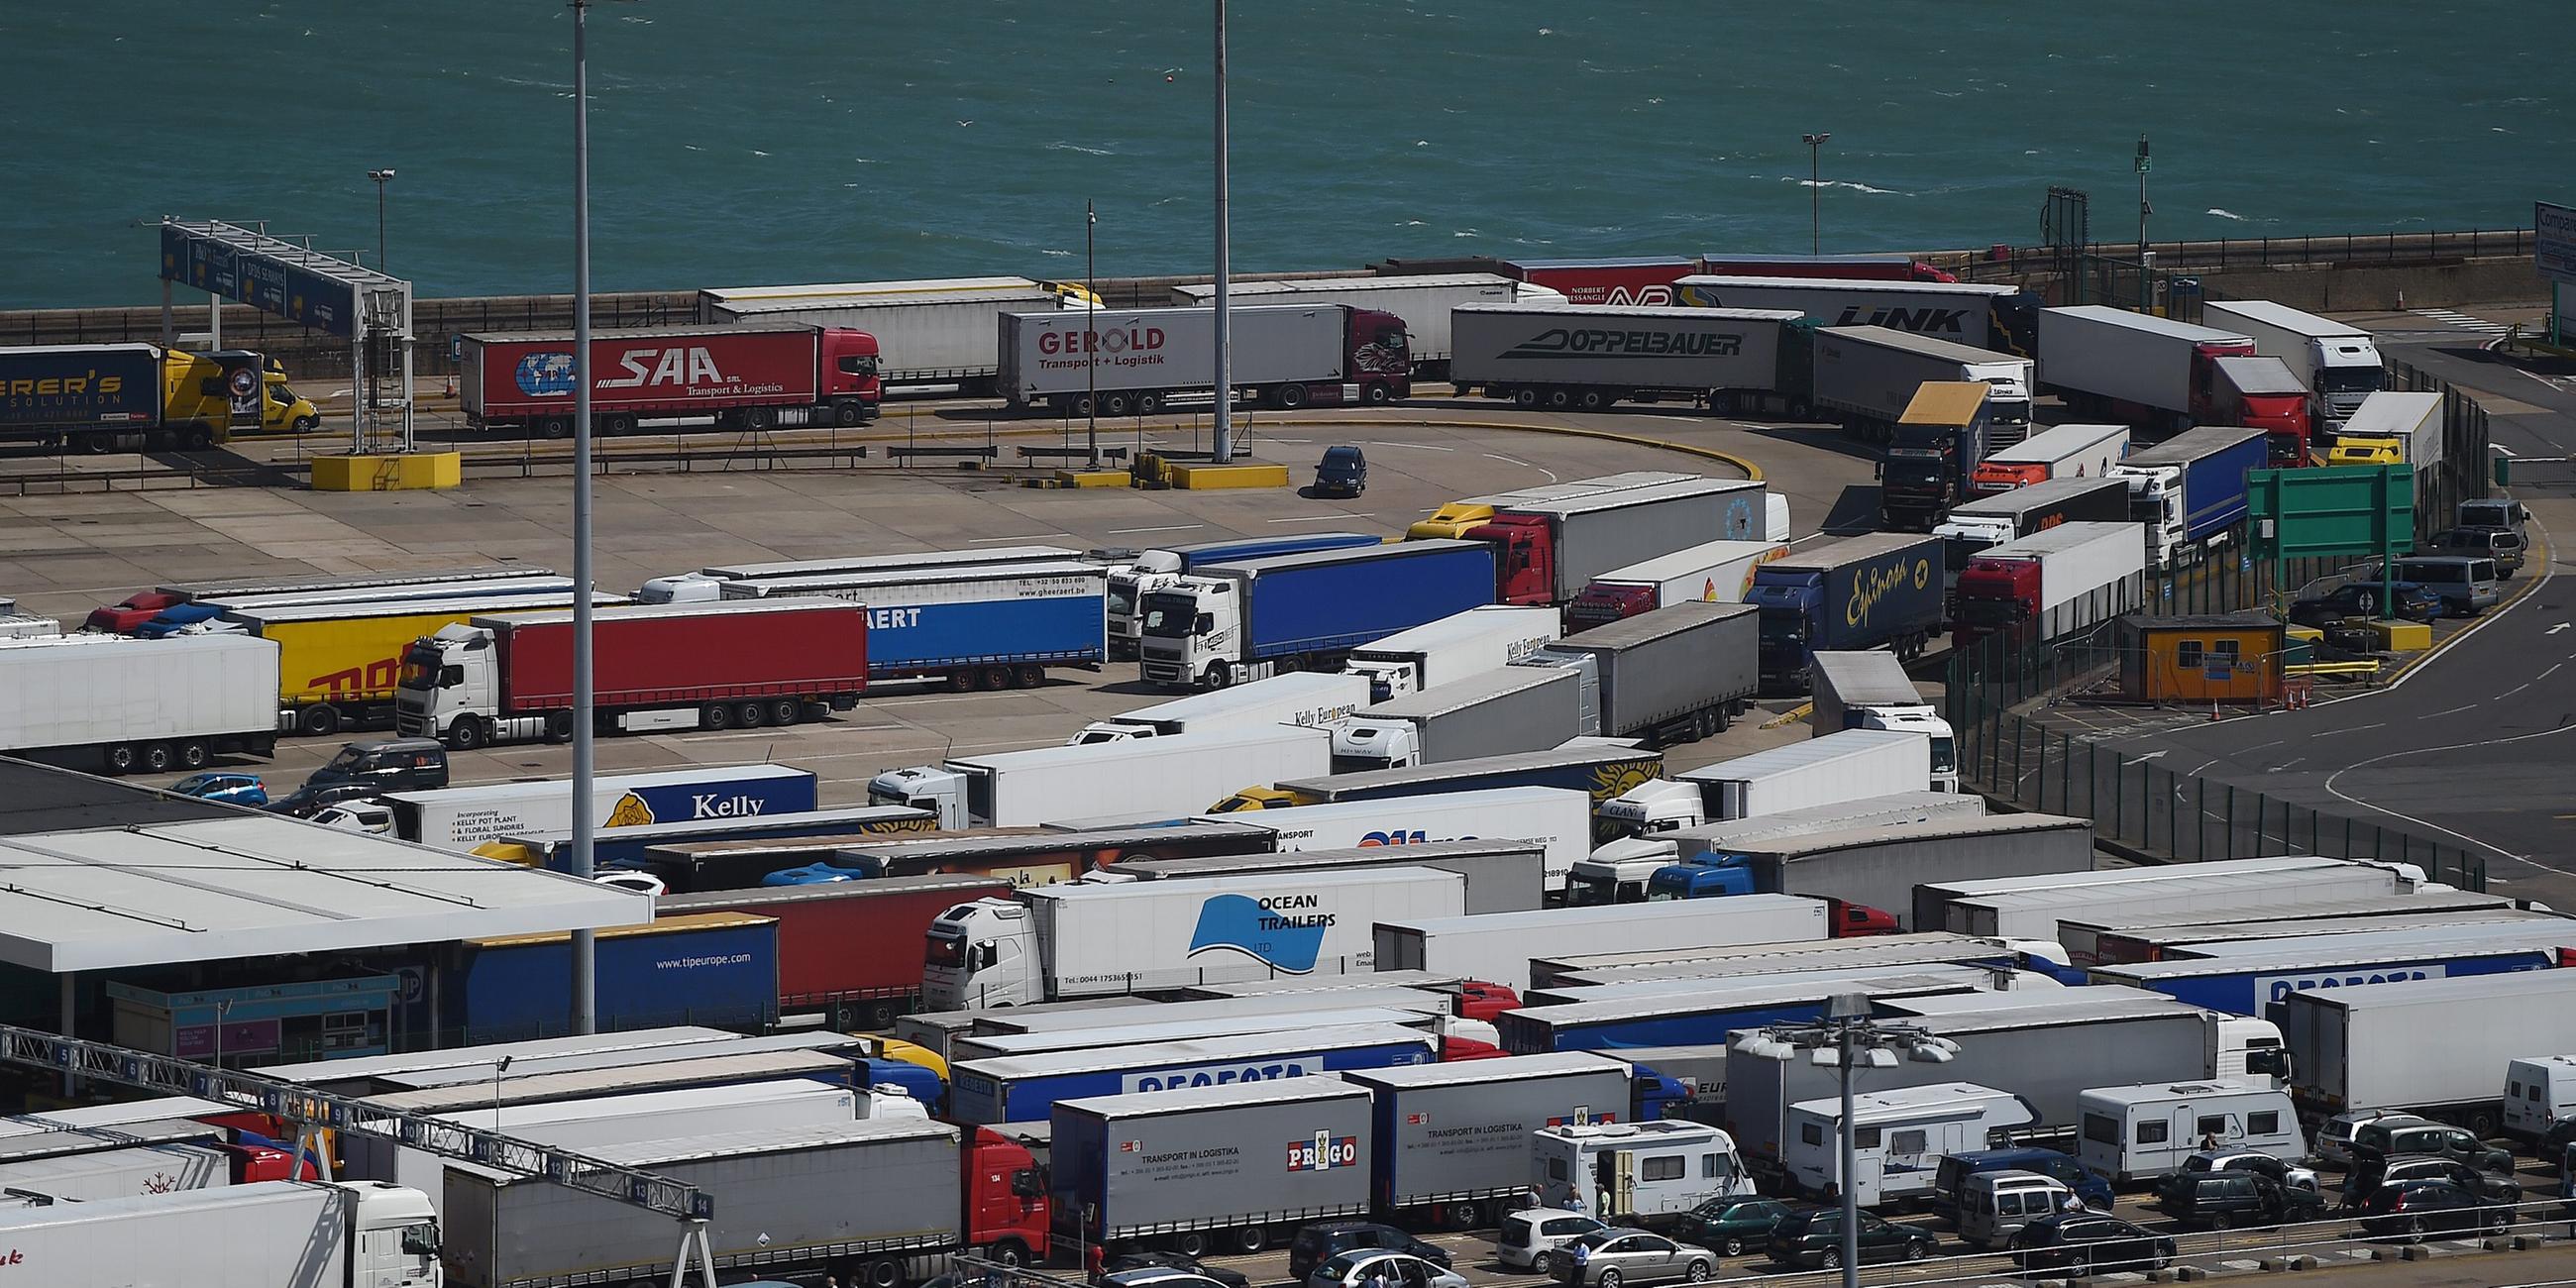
[1328,665,1581,772]
[232,590,623,737]
[448,913,780,1044]
[1106,533,1383,658]
[1745,532,1944,692]
[1880,382,1995,530]
[951,1025,1438,1126]
[1405,471,1697,541]
[999,303,1411,415]
[1139,540,1497,692]
[1943,859,2428,945]
[0,1181,439,1288]
[1644,813,2093,922]
[1051,1077,1375,1258]
[492,804,934,875]
[1969,422,2131,495]
[1500,969,2002,1054]
[698,275,1066,392]
[2036,305,2305,447]
[867,724,1332,830]
[1072,670,1372,744]
[1465,479,1773,606]
[0,633,279,774]
[1807,325,2036,442]
[1595,727,1932,847]
[1695,254,1960,283]
[1932,476,2134,589]
[1343,1055,1640,1227]
[460,322,880,437]
[1210,743,1664,833]
[1372,895,1833,990]
[1448,303,1807,411]
[641,544,1082,606]
[973,990,1472,1037]
[1495,257,1699,306]
[1803,650,1958,788]
[1907,856,2401,938]
[127,575,585,639]
[749,818,1280,890]
[2104,425,2271,571]
[0,342,317,450]
[2330,390,2446,472]
[1096,838,1550,914]
[718,559,1107,689]
[1169,273,1564,375]
[1182,786,1596,894]
[442,1119,1048,1288]
[658,874,1017,1026]
[951,1007,1442,1064]
[1564,539,1787,630]
[2090,931,2565,1017]
[85,565,549,635]
[1519,600,1762,747]
[1672,274,2032,354]
[395,598,869,748]
[2200,298,2386,427]
[2066,890,2524,966]
[1950,521,2149,649]
[1572,790,1984,907]
[1340,604,1564,702]
[1532,932,2030,994]
[2280,971,2576,1134]
[381,762,816,850]
[921,866,1470,1010]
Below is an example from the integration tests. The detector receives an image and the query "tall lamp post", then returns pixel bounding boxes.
[1211,0,1233,465]
[1086,199,1099,469]
[1801,133,1831,256]
[567,0,597,1035]
[1733,995,1958,1288]
[367,168,394,433]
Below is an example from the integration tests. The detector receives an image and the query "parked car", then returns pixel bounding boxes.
[1309,1252,1465,1288]
[2351,1120,2515,1177]
[1102,1252,1251,1288]
[1314,445,1368,497]
[2159,1171,2328,1231]
[267,779,387,819]
[2288,581,2442,626]
[2008,1214,2175,1276]
[1290,1223,1450,1282]
[1498,1211,1609,1275]
[168,771,268,806]
[1933,1146,2114,1215]
[1763,1210,1937,1271]
[1107,1270,1234,1288]
[2157,1149,2320,1204]
[2543,1120,2576,1172]
[1547,1229,1714,1287]
[1668,1198,1798,1258]
[2356,1178,2514,1241]
[2319,1111,2421,1167]
[2347,1155,2522,1209]
[2428,526,2525,576]
[309,801,395,833]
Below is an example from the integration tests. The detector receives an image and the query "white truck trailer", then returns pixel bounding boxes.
[2282,971,2576,1135]
[0,633,279,774]
[698,275,1063,393]
[1594,727,1930,850]
[1807,324,2036,440]
[2200,298,2386,425]
[2334,389,2447,471]
[1341,604,1564,702]
[1803,651,1957,790]
[1372,894,1832,989]
[1948,520,2149,648]
[1188,785,1594,893]
[1968,421,2130,495]
[870,723,1332,829]
[1943,860,2424,944]
[1569,791,1985,907]
[1170,273,1565,374]
[0,1181,440,1288]
[1329,664,1582,771]
[1564,539,1787,632]
[1070,670,1369,744]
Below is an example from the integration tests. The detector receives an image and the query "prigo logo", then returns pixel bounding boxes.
[1286,1130,1359,1172]
[1846,558,1935,628]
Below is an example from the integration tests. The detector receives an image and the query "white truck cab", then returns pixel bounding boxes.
[922,898,1038,1010]
[2105,462,2189,571]
[1136,576,1246,691]
[1846,704,1958,792]
[637,572,727,603]
[868,765,969,830]
[1567,844,1683,905]
[1594,779,1712,844]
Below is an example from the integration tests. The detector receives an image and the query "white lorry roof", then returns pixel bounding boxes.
[1058,1073,1365,1119]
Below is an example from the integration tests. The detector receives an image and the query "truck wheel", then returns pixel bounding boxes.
[1135,391,1164,416]
[860,1258,902,1288]
[978,666,1013,692]
[944,671,976,694]
[745,406,779,430]
[1446,1199,1483,1230]
[1203,662,1233,690]
[299,703,342,737]
[1014,665,1045,689]
[136,743,173,774]
[698,702,732,730]
[176,741,209,770]
[1544,387,1573,410]
[769,698,804,726]
[1362,382,1394,405]
[733,700,768,728]
[1576,388,1608,411]
[835,400,867,426]
[545,711,576,743]
[1511,387,1539,409]
[103,744,137,775]
[1103,391,1135,417]
[538,417,572,439]
[985,1239,1031,1269]
[1174,1231,1212,1257]
[1274,381,1309,410]
[602,413,638,436]
[1230,1224,1267,1252]
[448,717,488,751]
[294,414,321,432]
[182,425,216,450]
[867,999,900,1028]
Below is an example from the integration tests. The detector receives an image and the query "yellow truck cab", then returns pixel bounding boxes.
[2325,436,2403,467]
[1407,500,1503,540]
[1206,785,1306,811]
[255,356,322,433]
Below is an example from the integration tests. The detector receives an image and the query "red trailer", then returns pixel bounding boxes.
[1499,257,1699,307]
[459,322,880,437]
[659,872,1012,1027]
[1698,253,1959,283]
[396,598,869,748]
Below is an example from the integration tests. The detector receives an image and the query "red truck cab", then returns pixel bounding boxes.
[2188,343,2307,462]
[1566,581,1659,630]
[819,327,884,408]
[85,590,183,634]
[1967,461,2050,495]
[1949,555,2042,649]
[965,1126,1049,1267]
[1445,980,1521,1022]
[1464,514,1559,605]
[1828,899,1900,936]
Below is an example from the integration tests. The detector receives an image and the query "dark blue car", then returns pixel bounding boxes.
[1314,445,1367,497]
[1934,1147,2115,1216]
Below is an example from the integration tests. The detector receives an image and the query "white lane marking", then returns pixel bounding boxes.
[1360,440,1453,451]
[1107,524,1204,535]
[2419,702,2478,718]
[2411,307,2513,334]
[968,533,1070,544]
[2320,720,2576,873]
[1267,513,1371,523]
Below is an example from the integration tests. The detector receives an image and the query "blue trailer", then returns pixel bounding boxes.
[1497,969,1996,1053]
[2107,425,2268,572]
[947,1022,1438,1125]
[450,912,781,1044]
[1139,539,1497,690]
[1746,532,1943,693]
[1107,533,1382,657]
[2089,931,2563,1017]
[722,560,1107,684]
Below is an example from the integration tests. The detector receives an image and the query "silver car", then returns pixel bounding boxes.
[1548,1229,1717,1288]
[1310,1252,1467,1288]
[1497,1210,1609,1275]
[2319,1111,2421,1167]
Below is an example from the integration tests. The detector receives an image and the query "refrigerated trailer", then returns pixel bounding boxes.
[1074,670,1372,744]
[1449,303,1806,410]
[1672,274,2033,354]
[1932,476,2134,587]
[1522,599,1762,748]
[952,1025,1437,1125]
[2038,306,2305,452]
[642,544,1084,606]
[1329,664,1581,771]
[0,633,279,774]
[1341,604,1565,702]
[1184,786,1596,894]
[2200,298,2386,427]
[1594,727,1932,845]
[1170,273,1562,374]
[1807,325,2035,440]
[698,275,1063,392]
[1099,838,1550,914]
[2281,971,2576,1133]
[869,723,1332,830]
[1000,304,1411,414]
[1469,478,1773,606]
[1220,742,1664,836]
[1565,539,1788,631]
[1344,1055,1639,1225]
[1052,1077,1374,1255]
[0,1181,440,1288]
[1949,521,2149,649]
[1969,422,2130,495]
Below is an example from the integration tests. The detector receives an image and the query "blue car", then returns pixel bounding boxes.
[169,772,268,807]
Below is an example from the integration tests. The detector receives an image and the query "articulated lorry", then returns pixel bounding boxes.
[0,1181,438,1288]
[1449,303,1806,411]
[1808,325,2035,443]
[2037,305,2305,451]
[1330,664,1581,772]
[2281,971,2576,1135]
[2330,390,2446,471]
[1804,651,1956,787]
[461,322,881,436]
[1673,274,2035,355]
[871,724,1331,830]
[1643,812,2093,920]
[1595,727,1932,856]
[1073,670,1370,744]
[495,804,933,874]
[1933,476,2132,590]
[1950,521,2149,649]
[85,564,558,634]
[1969,421,2130,495]
[234,590,621,737]
[1521,599,1761,748]
[1171,273,1563,376]
[1341,604,1563,702]
[1186,786,1595,895]
[641,544,1080,606]
[922,866,1468,1010]
[1573,790,1983,907]
[395,598,869,748]
[1106,533,1381,658]
[1565,539,1787,630]
[1747,533,1944,693]
[1406,471,1696,541]
[384,762,815,851]
[2062,889,2525,967]
[1051,1078,1377,1257]
[1000,303,1411,415]
[1464,479,1773,606]
[2201,298,2385,428]
[661,873,1014,1025]
[698,275,1067,393]
[952,1025,1437,1126]
[719,559,1107,690]
[1212,743,1663,834]
[2093,927,2568,1018]
[0,342,316,450]
[1098,838,1551,914]
[2106,425,2269,571]
[1940,860,2438,945]
[0,634,279,774]
[1502,968,2008,1054]
[1373,895,1833,990]
[1880,382,1995,530]
[1140,540,1497,691]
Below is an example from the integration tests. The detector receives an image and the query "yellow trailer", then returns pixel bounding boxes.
[231,590,624,736]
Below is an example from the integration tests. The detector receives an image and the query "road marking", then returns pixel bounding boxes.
[1107,524,1203,535]
[1266,513,1370,523]
[2496,682,2533,700]
[2420,702,2478,718]
[2321,720,2576,874]
[2410,307,2514,334]
[2549,622,2571,635]
[1360,440,1453,451]
[2309,721,2387,737]
[2131,750,2168,761]
[2189,757,2220,776]
[967,533,1069,544]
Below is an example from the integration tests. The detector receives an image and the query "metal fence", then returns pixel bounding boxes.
[1953,227,2536,280]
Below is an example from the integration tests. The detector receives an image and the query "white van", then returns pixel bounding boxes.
[1783,1083,2037,1208]
[1957,1169,2078,1250]
[2075,1080,2307,1183]
[1529,1120,1755,1222]
[2504,1055,2576,1141]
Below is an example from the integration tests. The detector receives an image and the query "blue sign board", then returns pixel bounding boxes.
[161,223,361,337]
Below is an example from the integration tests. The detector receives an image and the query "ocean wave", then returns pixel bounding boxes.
[1048,142,1116,156]
[2205,208,2248,221]
[1786,177,1905,196]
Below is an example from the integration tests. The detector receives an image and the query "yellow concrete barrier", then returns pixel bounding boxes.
[2361,618,2433,652]
[1168,462,1290,489]
[310,451,462,491]
[1054,469,1131,488]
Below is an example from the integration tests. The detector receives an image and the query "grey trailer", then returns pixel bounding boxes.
[1523,599,1760,747]
[1704,813,2094,929]
[1051,1077,1373,1254]
[1343,1054,1637,1224]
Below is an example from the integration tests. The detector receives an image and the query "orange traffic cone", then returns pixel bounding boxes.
[443,374,458,399]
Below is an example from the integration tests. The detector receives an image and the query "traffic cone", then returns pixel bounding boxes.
[443,374,457,399]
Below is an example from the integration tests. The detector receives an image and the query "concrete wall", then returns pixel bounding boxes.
[2197,256,2548,312]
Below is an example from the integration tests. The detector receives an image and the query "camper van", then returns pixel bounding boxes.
[1529,1120,1755,1224]
[2074,1080,2307,1183]
[1782,1083,2037,1208]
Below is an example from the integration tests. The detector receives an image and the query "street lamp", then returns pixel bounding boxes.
[366,169,394,427]
[567,0,597,1035]
[1732,994,1958,1288]
[491,1054,515,1131]
[1801,134,1830,256]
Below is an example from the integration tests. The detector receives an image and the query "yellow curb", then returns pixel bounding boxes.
[1762,702,1814,729]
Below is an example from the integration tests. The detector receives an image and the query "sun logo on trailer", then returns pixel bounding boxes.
[603,792,656,828]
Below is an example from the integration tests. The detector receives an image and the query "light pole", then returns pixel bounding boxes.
[568,0,597,1035]
[2134,134,2154,309]
[1086,198,1099,469]
[1211,0,1234,465]
[1733,995,1957,1288]
[366,169,394,427]
[491,1054,514,1131]
[1801,134,1830,256]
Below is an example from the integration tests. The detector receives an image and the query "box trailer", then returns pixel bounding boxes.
[449,912,781,1043]
[1220,742,1664,842]
[1573,790,1983,907]
[1662,814,2093,926]
[1595,727,1930,844]
[1342,604,1564,702]
[1909,857,2389,942]
[1405,471,1699,542]
[720,559,1106,685]
[951,1024,1437,1125]
[1497,257,1699,307]
[1534,933,2025,994]
[951,1006,1437,1064]
[460,323,880,435]
[1946,861,2421,947]
[1373,895,1831,990]
[1471,478,1772,606]
[1523,599,1761,748]
[382,762,815,851]
[1075,670,1371,743]
[2068,890,2526,967]
[232,590,621,737]
[1170,273,1560,372]
[1950,521,2148,649]
[2281,971,2576,1132]
[1932,476,2134,586]
[0,633,279,774]
[1449,303,1805,410]
[1969,422,2130,495]
[1186,786,1595,894]
[658,873,1014,1025]
[2038,306,2304,450]
[1000,304,1411,414]
[2200,298,2385,425]
[869,723,1332,830]
[698,275,1062,391]
[1099,838,1550,914]
[1565,539,1787,631]
[1802,651,1954,779]
[1106,534,1386,659]
[1141,540,1498,691]
[2334,390,2446,472]
[1329,664,1581,772]
[1808,325,2035,439]
[1746,532,1944,692]
[499,804,934,875]
[644,544,1083,606]
[1673,274,2031,355]
[1501,969,1998,1053]
[1344,1054,1638,1224]
[2092,930,2564,1017]
[1052,1077,1374,1254]
[752,818,1280,890]
[0,1181,439,1288]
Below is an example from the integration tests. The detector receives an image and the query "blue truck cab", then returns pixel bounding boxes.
[1645,858,1756,901]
